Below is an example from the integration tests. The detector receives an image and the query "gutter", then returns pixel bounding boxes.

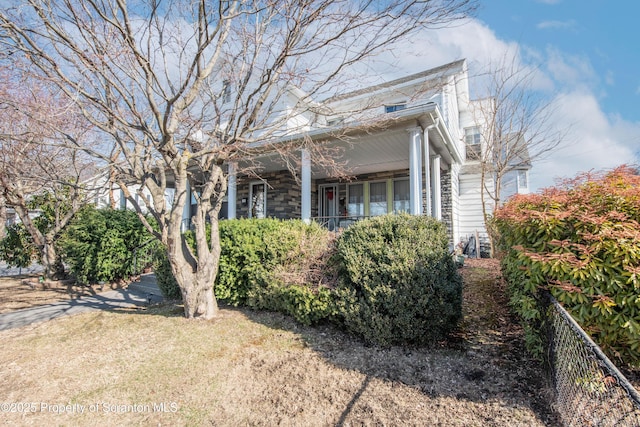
[244,101,464,164]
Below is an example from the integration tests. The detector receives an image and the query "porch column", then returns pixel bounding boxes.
[227,162,236,219]
[301,148,311,223]
[423,129,432,217]
[407,127,423,215]
[431,155,442,220]
[181,184,191,232]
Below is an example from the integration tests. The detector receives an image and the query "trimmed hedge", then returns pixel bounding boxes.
[155,218,336,325]
[333,214,463,347]
[217,218,336,325]
[493,166,640,366]
[155,215,464,345]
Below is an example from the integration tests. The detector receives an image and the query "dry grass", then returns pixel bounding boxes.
[0,275,124,314]
[0,259,559,426]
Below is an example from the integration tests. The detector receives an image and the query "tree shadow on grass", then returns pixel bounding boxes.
[0,288,164,331]
[233,302,560,426]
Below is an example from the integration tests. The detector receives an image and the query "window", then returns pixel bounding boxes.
[393,179,410,213]
[369,182,387,216]
[249,182,266,218]
[327,117,344,127]
[347,183,364,217]
[464,127,481,160]
[222,80,231,104]
[385,103,406,113]
[517,170,528,191]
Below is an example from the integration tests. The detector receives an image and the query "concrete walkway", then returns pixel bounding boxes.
[0,273,164,331]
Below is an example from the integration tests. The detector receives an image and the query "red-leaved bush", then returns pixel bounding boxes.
[493,166,640,366]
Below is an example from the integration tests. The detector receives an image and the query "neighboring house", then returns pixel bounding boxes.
[94,59,531,251]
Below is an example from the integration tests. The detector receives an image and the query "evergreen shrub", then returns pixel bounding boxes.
[217,218,336,325]
[494,166,640,366]
[333,213,462,347]
[61,207,155,284]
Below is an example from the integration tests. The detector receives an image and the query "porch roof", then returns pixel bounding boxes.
[238,102,463,179]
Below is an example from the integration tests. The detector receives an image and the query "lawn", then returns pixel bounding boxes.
[0,259,558,426]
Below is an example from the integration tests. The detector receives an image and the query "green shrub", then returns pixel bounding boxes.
[494,166,640,366]
[217,218,336,325]
[0,223,38,268]
[61,207,156,284]
[155,218,337,324]
[333,214,462,347]
[153,250,182,300]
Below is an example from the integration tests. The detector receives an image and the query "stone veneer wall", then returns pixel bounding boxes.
[233,168,454,249]
[235,170,317,219]
[440,169,453,248]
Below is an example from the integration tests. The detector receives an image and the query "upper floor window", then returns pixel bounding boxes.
[464,127,481,161]
[222,80,231,104]
[517,170,528,192]
[385,103,406,113]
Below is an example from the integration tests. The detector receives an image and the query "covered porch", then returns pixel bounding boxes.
[226,103,464,243]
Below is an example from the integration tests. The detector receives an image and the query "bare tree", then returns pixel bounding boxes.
[471,53,567,255]
[0,66,95,278]
[0,0,476,319]
[0,196,6,240]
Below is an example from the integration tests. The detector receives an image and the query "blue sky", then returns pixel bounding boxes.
[373,0,639,191]
[475,0,640,190]
[478,0,640,124]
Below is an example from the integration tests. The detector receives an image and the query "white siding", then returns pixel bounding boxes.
[458,171,491,243]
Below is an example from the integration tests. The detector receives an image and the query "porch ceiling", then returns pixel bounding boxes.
[242,112,455,180]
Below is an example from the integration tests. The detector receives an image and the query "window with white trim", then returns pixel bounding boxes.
[393,179,410,213]
[385,103,406,113]
[464,127,481,160]
[347,183,364,217]
[369,182,387,216]
[517,170,528,191]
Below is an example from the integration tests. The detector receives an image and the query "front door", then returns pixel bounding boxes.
[319,184,338,230]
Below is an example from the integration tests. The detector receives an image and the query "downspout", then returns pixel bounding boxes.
[423,118,439,217]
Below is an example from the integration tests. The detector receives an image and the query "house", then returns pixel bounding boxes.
[93,59,531,252]
[222,59,530,251]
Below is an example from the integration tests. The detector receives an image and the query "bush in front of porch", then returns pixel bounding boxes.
[333,214,463,347]
[154,218,337,325]
[155,215,463,346]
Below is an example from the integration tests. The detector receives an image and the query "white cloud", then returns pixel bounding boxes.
[367,18,639,191]
[536,20,577,30]
[545,48,597,89]
[605,70,615,86]
[530,91,639,189]
[349,17,640,192]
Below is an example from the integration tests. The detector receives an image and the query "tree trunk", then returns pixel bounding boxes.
[163,181,220,319]
[0,199,6,240]
[41,240,64,279]
[167,238,219,319]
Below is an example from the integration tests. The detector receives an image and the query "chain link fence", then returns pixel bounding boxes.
[546,296,640,426]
